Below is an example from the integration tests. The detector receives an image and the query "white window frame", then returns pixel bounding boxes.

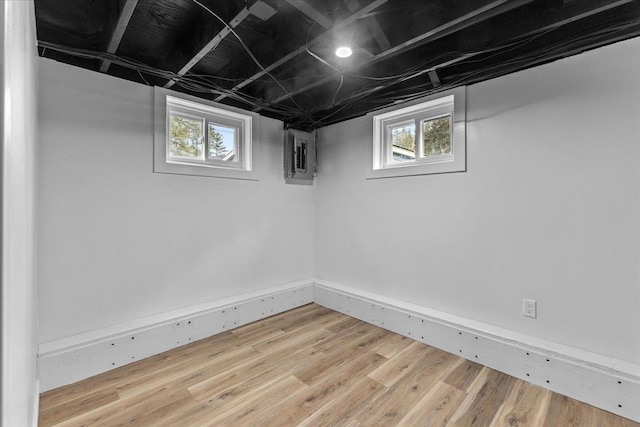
[154,87,259,180]
[368,86,466,179]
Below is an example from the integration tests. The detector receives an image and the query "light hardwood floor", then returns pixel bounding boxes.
[39,303,639,426]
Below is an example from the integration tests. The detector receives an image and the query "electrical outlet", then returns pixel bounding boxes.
[522,298,537,318]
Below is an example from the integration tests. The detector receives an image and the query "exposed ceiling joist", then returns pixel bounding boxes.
[259,0,534,110]
[304,0,638,120]
[99,0,139,73]
[427,70,441,87]
[313,53,477,117]
[343,0,391,51]
[165,7,251,89]
[530,0,636,32]
[374,0,535,63]
[35,0,640,131]
[285,0,375,59]
[286,0,333,29]
[213,0,387,103]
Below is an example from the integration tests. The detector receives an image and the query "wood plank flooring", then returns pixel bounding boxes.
[39,304,639,426]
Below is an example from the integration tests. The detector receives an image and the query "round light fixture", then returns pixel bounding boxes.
[335,46,353,58]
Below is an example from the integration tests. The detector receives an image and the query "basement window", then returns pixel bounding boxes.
[368,86,466,179]
[154,88,258,180]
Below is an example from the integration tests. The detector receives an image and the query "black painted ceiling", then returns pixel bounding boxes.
[35,0,640,131]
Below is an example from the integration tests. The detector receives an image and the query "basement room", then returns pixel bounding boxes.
[2,0,639,425]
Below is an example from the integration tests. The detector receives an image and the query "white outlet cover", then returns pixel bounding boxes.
[523,298,537,318]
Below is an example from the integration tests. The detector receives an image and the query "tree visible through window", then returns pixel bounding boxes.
[391,124,416,161]
[168,114,239,163]
[423,115,451,156]
[208,123,236,162]
[389,115,451,162]
[156,91,255,179]
[169,115,203,159]
[370,88,465,178]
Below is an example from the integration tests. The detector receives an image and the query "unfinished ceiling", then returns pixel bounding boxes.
[35,0,640,131]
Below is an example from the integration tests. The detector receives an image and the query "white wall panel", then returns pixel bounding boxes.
[315,37,640,365]
[37,59,315,343]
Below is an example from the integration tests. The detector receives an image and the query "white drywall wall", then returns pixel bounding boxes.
[315,38,640,365]
[37,59,315,343]
[1,0,39,425]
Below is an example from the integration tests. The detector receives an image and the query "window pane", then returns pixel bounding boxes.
[208,123,237,162]
[422,116,451,157]
[390,123,415,162]
[169,114,204,159]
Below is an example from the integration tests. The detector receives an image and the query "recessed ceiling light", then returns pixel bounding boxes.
[335,46,353,58]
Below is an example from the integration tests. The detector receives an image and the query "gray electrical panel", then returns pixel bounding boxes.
[284,129,315,185]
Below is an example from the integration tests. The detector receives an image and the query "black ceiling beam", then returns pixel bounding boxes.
[286,0,376,60]
[99,0,139,73]
[313,21,640,129]
[256,0,535,112]
[285,0,333,29]
[490,0,638,44]
[164,5,252,89]
[307,53,475,116]
[297,0,639,128]
[427,70,441,87]
[343,0,391,51]
[213,0,387,103]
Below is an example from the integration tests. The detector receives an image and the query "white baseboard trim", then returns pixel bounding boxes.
[38,278,639,422]
[313,280,640,423]
[38,280,314,392]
